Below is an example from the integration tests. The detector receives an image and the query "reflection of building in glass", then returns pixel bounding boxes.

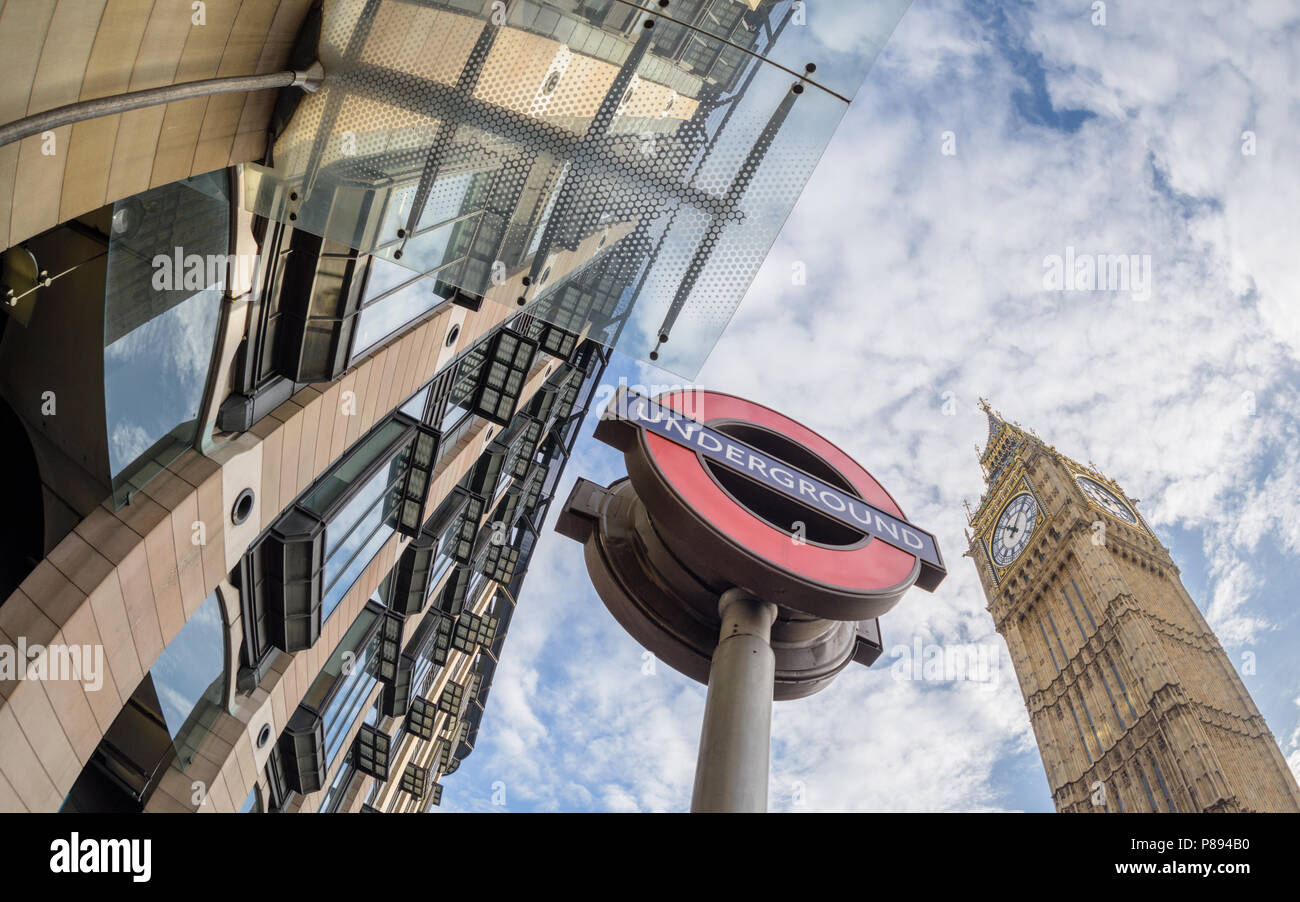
[0,0,897,813]
[251,0,908,373]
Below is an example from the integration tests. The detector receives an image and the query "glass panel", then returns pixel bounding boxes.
[378,170,484,244]
[322,455,408,619]
[399,385,431,421]
[364,256,422,299]
[243,0,902,376]
[352,273,449,359]
[302,418,408,514]
[303,607,380,711]
[621,0,913,100]
[319,759,354,813]
[322,629,382,766]
[104,171,229,506]
[375,214,479,273]
[149,590,226,768]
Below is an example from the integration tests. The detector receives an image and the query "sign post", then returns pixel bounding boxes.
[557,388,946,811]
[691,588,778,812]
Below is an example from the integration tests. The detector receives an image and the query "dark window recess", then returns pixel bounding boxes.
[444,494,486,566]
[265,743,293,812]
[467,439,508,499]
[250,218,293,388]
[394,425,440,536]
[435,741,452,774]
[399,763,428,799]
[538,324,580,361]
[384,597,444,718]
[452,611,499,655]
[517,466,546,514]
[492,493,521,537]
[390,531,437,617]
[217,217,297,433]
[573,338,602,376]
[395,487,470,615]
[353,724,391,781]
[528,365,576,425]
[446,285,483,311]
[426,782,444,808]
[256,506,327,655]
[360,803,381,813]
[432,615,454,667]
[59,679,179,812]
[437,680,466,716]
[436,566,488,621]
[481,541,521,585]
[405,697,438,742]
[474,329,538,425]
[509,417,544,480]
[376,610,404,683]
[277,706,326,794]
[549,380,581,428]
[277,232,367,383]
[380,665,411,719]
[439,566,473,618]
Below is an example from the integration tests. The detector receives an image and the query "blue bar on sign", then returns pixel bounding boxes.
[616,391,944,571]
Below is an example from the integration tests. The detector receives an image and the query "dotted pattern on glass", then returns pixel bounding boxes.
[246,0,910,376]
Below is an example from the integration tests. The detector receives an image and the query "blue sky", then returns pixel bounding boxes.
[442,0,1300,811]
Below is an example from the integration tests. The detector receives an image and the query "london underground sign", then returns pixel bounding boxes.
[607,389,945,589]
[558,387,947,811]
[588,387,945,623]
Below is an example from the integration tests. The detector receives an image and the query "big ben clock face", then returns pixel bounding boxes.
[1075,476,1137,524]
[992,493,1038,566]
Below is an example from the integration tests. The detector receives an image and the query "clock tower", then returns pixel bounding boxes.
[966,402,1300,812]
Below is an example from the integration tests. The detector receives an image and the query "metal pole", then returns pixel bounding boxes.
[0,65,324,148]
[690,588,778,813]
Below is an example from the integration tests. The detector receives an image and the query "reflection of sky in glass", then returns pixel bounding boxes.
[151,592,223,740]
[353,275,442,358]
[400,386,430,420]
[365,257,420,299]
[429,548,454,603]
[376,214,475,273]
[380,170,476,243]
[322,458,405,619]
[104,287,222,476]
[304,418,407,514]
[103,171,227,483]
[323,630,380,766]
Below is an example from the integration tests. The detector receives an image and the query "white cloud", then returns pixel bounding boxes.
[450,0,1300,812]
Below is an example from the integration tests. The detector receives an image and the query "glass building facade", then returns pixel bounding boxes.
[0,0,896,813]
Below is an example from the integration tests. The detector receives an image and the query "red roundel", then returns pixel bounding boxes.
[641,390,916,595]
